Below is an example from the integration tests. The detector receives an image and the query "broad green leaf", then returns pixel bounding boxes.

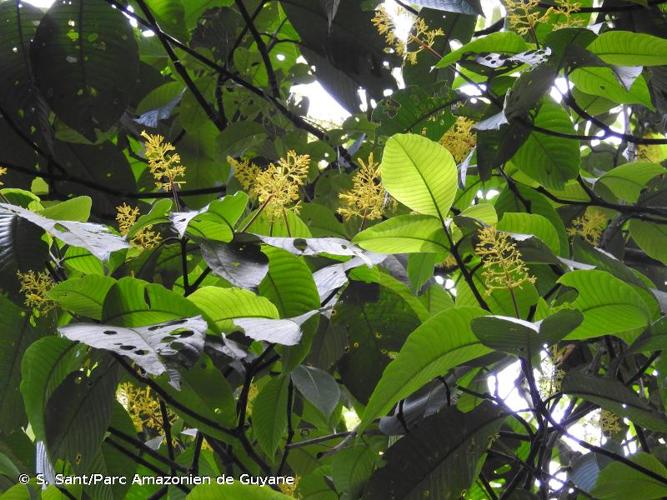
[201,241,270,289]
[242,209,312,238]
[187,483,291,499]
[45,362,117,471]
[172,192,248,242]
[0,296,48,435]
[127,199,172,238]
[592,452,667,499]
[20,337,84,442]
[629,220,667,265]
[570,67,653,109]
[253,375,290,460]
[48,275,116,320]
[364,402,507,499]
[562,372,667,433]
[558,270,651,342]
[188,286,278,331]
[291,365,340,418]
[458,202,498,225]
[599,162,666,202]
[360,306,489,431]
[31,0,139,140]
[497,212,561,254]
[353,214,448,254]
[332,440,383,498]
[102,277,201,327]
[511,99,581,190]
[587,31,667,66]
[259,246,321,317]
[157,354,237,434]
[38,196,92,222]
[380,133,458,221]
[472,309,582,357]
[436,32,528,68]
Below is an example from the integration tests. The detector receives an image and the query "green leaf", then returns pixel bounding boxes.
[156,354,237,434]
[259,246,320,317]
[253,375,290,460]
[364,402,507,499]
[511,99,581,190]
[587,31,667,66]
[188,286,279,332]
[354,214,448,254]
[291,365,340,418]
[599,161,666,202]
[48,275,116,320]
[558,270,651,342]
[187,483,291,499]
[102,277,201,327]
[127,199,172,238]
[562,372,667,433]
[38,196,92,222]
[497,212,561,255]
[45,362,117,471]
[380,133,458,221]
[20,337,84,442]
[570,67,654,109]
[331,441,383,498]
[436,32,528,68]
[592,452,667,499]
[471,309,583,358]
[360,306,489,431]
[172,192,248,242]
[30,0,140,140]
[629,220,667,265]
[0,296,48,435]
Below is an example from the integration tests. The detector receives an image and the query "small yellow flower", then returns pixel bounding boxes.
[117,382,176,432]
[115,203,162,250]
[0,166,7,186]
[636,135,667,164]
[441,254,458,270]
[278,476,300,498]
[440,117,476,163]
[17,270,56,313]
[372,6,444,65]
[475,226,536,294]
[246,383,259,417]
[229,156,261,193]
[338,153,390,222]
[567,208,607,246]
[253,150,310,220]
[141,131,186,192]
[599,409,622,434]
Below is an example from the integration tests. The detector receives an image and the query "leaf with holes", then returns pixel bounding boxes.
[58,316,208,383]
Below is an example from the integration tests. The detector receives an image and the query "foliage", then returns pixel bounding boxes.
[1,0,667,498]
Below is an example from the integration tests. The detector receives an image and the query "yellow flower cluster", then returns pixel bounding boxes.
[0,166,7,186]
[475,226,536,294]
[117,382,175,432]
[338,153,389,222]
[567,208,607,246]
[232,151,310,220]
[372,7,444,65]
[17,270,56,313]
[228,157,260,193]
[440,117,476,163]
[141,131,186,192]
[599,409,622,434]
[278,476,300,497]
[505,0,583,36]
[115,203,162,250]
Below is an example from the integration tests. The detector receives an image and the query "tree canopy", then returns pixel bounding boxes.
[1,0,667,498]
